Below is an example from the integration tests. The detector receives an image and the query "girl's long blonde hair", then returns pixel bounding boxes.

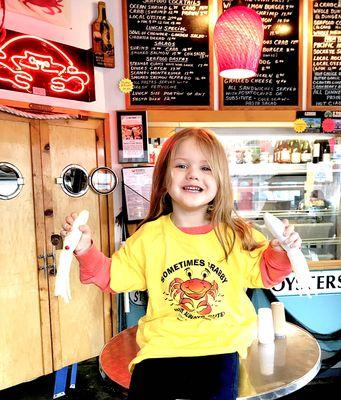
[139,128,262,258]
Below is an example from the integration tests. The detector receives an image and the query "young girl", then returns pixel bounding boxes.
[61,128,301,400]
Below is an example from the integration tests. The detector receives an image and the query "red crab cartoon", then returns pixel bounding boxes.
[21,0,63,15]
[169,276,219,315]
[0,35,90,95]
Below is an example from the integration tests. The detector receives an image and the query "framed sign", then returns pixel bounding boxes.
[122,166,154,223]
[117,110,148,163]
[0,30,95,102]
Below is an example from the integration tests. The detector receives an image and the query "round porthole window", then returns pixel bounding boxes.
[57,164,89,198]
[0,162,24,200]
[89,167,118,195]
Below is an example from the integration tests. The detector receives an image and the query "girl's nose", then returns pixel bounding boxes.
[186,166,199,180]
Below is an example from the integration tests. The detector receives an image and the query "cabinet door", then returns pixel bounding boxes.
[0,117,50,389]
[40,119,111,370]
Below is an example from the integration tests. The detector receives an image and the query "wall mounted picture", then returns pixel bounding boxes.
[122,166,154,222]
[0,30,95,101]
[117,110,148,163]
[91,1,115,68]
[6,0,71,28]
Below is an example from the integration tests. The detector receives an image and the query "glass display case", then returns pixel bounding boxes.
[216,129,341,266]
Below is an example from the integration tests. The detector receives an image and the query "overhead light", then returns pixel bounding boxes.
[214,0,264,79]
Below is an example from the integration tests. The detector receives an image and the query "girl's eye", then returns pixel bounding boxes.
[201,166,212,172]
[176,164,187,169]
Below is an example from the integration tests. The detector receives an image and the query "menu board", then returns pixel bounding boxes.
[221,0,300,108]
[123,0,211,108]
[311,0,341,108]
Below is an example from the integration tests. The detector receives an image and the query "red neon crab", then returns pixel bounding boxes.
[169,277,219,316]
[0,34,90,95]
[21,0,63,15]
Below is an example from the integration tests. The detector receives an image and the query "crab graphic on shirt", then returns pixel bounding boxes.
[165,267,223,318]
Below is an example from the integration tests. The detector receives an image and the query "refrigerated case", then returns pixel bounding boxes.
[217,129,341,366]
[216,129,341,267]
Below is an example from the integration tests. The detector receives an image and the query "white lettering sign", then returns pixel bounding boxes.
[271,270,341,295]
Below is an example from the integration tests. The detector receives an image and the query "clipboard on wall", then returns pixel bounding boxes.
[121,166,154,223]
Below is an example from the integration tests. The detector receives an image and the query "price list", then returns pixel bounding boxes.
[124,0,211,107]
[222,0,300,107]
[311,0,341,107]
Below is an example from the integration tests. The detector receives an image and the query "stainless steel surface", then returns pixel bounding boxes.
[238,323,321,399]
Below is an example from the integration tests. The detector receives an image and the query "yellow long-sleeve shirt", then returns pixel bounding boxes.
[109,214,268,369]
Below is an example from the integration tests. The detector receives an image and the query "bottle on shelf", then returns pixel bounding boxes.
[290,140,301,164]
[300,140,312,163]
[333,137,341,159]
[280,140,291,163]
[321,139,331,162]
[273,141,278,163]
[275,141,283,163]
[312,140,321,163]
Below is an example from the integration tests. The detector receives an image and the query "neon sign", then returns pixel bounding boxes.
[0,30,95,102]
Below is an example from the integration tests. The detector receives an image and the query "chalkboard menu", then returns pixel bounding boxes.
[222,0,300,108]
[123,0,212,108]
[311,1,341,108]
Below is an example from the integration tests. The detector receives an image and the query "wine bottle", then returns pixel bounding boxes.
[321,139,331,162]
[291,140,301,164]
[312,140,320,163]
[301,140,312,163]
[281,140,291,163]
[273,141,278,163]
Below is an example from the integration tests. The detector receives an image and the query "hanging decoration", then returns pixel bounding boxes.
[6,0,71,28]
[213,0,264,79]
[0,30,95,101]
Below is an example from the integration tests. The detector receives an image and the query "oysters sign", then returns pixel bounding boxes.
[0,30,95,101]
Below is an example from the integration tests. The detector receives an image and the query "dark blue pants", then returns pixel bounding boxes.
[128,353,239,400]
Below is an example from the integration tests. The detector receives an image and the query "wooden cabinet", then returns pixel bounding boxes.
[0,112,114,390]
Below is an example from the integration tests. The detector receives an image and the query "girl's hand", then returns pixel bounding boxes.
[270,218,302,252]
[60,212,92,254]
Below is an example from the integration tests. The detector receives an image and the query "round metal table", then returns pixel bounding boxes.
[99,323,321,399]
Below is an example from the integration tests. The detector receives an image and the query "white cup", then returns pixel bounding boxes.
[271,302,287,338]
[257,307,275,345]
[259,342,275,375]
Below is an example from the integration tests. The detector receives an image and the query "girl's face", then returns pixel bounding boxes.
[167,137,218,216]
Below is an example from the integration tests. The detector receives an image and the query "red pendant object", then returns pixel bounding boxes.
[214,3,264,79]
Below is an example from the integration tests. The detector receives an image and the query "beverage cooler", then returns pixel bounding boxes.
[216,128,341,263]
[215,127,341,376]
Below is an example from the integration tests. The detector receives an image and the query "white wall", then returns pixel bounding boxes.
[2,0,125,244]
